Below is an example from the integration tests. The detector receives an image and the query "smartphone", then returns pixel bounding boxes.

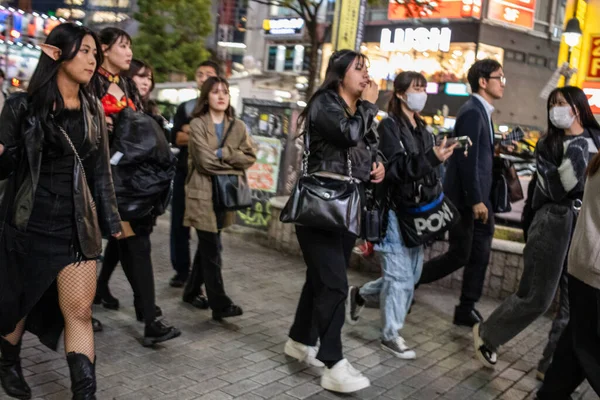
[437,136,472,149]
[494,126,525,146]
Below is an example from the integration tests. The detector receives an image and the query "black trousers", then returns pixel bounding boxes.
[183,229,232,311]
[170,168,193,280]
[98,239,136,296]
[419,205,495,311]
[289,226,355,363]
[116,235,157,325]
[536,275,600,399]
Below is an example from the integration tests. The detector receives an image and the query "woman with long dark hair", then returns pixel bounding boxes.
[0,23,121,399]
[473,86,600,374]
[346,72,456,360]
[94,58,170,315]
[535,152,600,399]
[183,76,255,320]
[92,27,180,347]
[283,50,384,393]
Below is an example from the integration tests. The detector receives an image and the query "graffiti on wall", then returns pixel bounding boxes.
[237,100,296,229]
[236,190,273,228]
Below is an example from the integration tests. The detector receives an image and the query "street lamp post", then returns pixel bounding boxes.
[563,17,582,64]
[562,17,582,85]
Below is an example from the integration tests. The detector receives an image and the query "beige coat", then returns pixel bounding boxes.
[184,113,256,233]
[568,171,600,290]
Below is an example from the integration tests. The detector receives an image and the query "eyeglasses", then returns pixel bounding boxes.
[488,75,506,85]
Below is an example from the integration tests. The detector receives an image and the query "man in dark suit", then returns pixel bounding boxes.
[419,59,506,327]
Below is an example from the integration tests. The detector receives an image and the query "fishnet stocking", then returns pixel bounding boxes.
[57,260,97,363]
[2,318,26,345]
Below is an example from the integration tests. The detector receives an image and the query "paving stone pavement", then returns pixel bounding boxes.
[2,215,596,400]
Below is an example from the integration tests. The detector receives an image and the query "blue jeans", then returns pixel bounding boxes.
[360,210,424,341]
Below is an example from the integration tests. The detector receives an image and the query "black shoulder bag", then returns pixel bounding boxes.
[279,127,362,236]
[211,119,253,211]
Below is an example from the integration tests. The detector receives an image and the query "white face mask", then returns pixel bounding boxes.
[404,92,428,113]
[550,106,576,129]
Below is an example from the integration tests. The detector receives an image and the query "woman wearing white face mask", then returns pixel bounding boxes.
[346,72,457,359]
[473,86,600,376]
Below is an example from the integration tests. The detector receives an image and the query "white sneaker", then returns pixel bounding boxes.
[321,359,370,393]
[381,336,417,359]
[473,323,497,369]
[284,339,325,367]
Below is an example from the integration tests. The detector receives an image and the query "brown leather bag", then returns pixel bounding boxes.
[494,157,524,203]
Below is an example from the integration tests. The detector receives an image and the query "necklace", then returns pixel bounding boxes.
[98,67,120,84]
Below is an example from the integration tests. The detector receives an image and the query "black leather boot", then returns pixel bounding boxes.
[0,339,31,400]
[142,320,181,347]
[66,353,96,400]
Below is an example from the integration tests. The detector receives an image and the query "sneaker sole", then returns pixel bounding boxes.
[142,329,181,347]
[380,343,417,360]
[284,341,324,367]
[536,371,545,382]
[472,324,496,369]
[321,375,370,393]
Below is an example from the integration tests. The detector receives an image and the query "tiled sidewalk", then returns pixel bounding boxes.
[2,216,595,400]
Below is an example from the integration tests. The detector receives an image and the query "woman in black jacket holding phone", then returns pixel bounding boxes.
[283,49,384,394]
[346,71,456,360]
[92,27,179,347]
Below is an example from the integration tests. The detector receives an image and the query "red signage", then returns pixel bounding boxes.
[487,0,536,29]
[583,81,600,115]
[587,35,600,81]
[388,0,482,20]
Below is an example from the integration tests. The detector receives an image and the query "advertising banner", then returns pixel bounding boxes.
[388,0,482,20]
[487,0,537,30]
[247,136,283,194]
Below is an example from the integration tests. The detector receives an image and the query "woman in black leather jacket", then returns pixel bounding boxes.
[0,23,121,400]
[92,28,179,347]
[284,49,384,394]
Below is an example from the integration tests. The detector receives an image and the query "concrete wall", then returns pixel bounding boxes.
[479,24,560,128]
[266,196,528,302]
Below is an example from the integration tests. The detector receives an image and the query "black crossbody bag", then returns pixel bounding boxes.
[211,119,252,211]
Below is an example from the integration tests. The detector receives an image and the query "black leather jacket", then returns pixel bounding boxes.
[379,115,442,210]
[0,93,121,258]
[306,90,380,182]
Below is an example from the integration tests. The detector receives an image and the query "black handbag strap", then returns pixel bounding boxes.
[301,113,353,178]
[218,118,236,148]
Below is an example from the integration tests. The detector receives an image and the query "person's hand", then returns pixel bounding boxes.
[370,162,385,183]
[433,137,458,162]
[362,80,379,104]
[472,202,489,224]
[112,232,122,239]
[500,133,519,153]
[0,144,4,156]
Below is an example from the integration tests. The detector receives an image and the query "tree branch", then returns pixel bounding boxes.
[250,0,305,17]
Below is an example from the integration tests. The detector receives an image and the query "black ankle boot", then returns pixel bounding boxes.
[66,353,96,400]
[142,320,181,347]
[0,339,31,400]
[94,283,119,310]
